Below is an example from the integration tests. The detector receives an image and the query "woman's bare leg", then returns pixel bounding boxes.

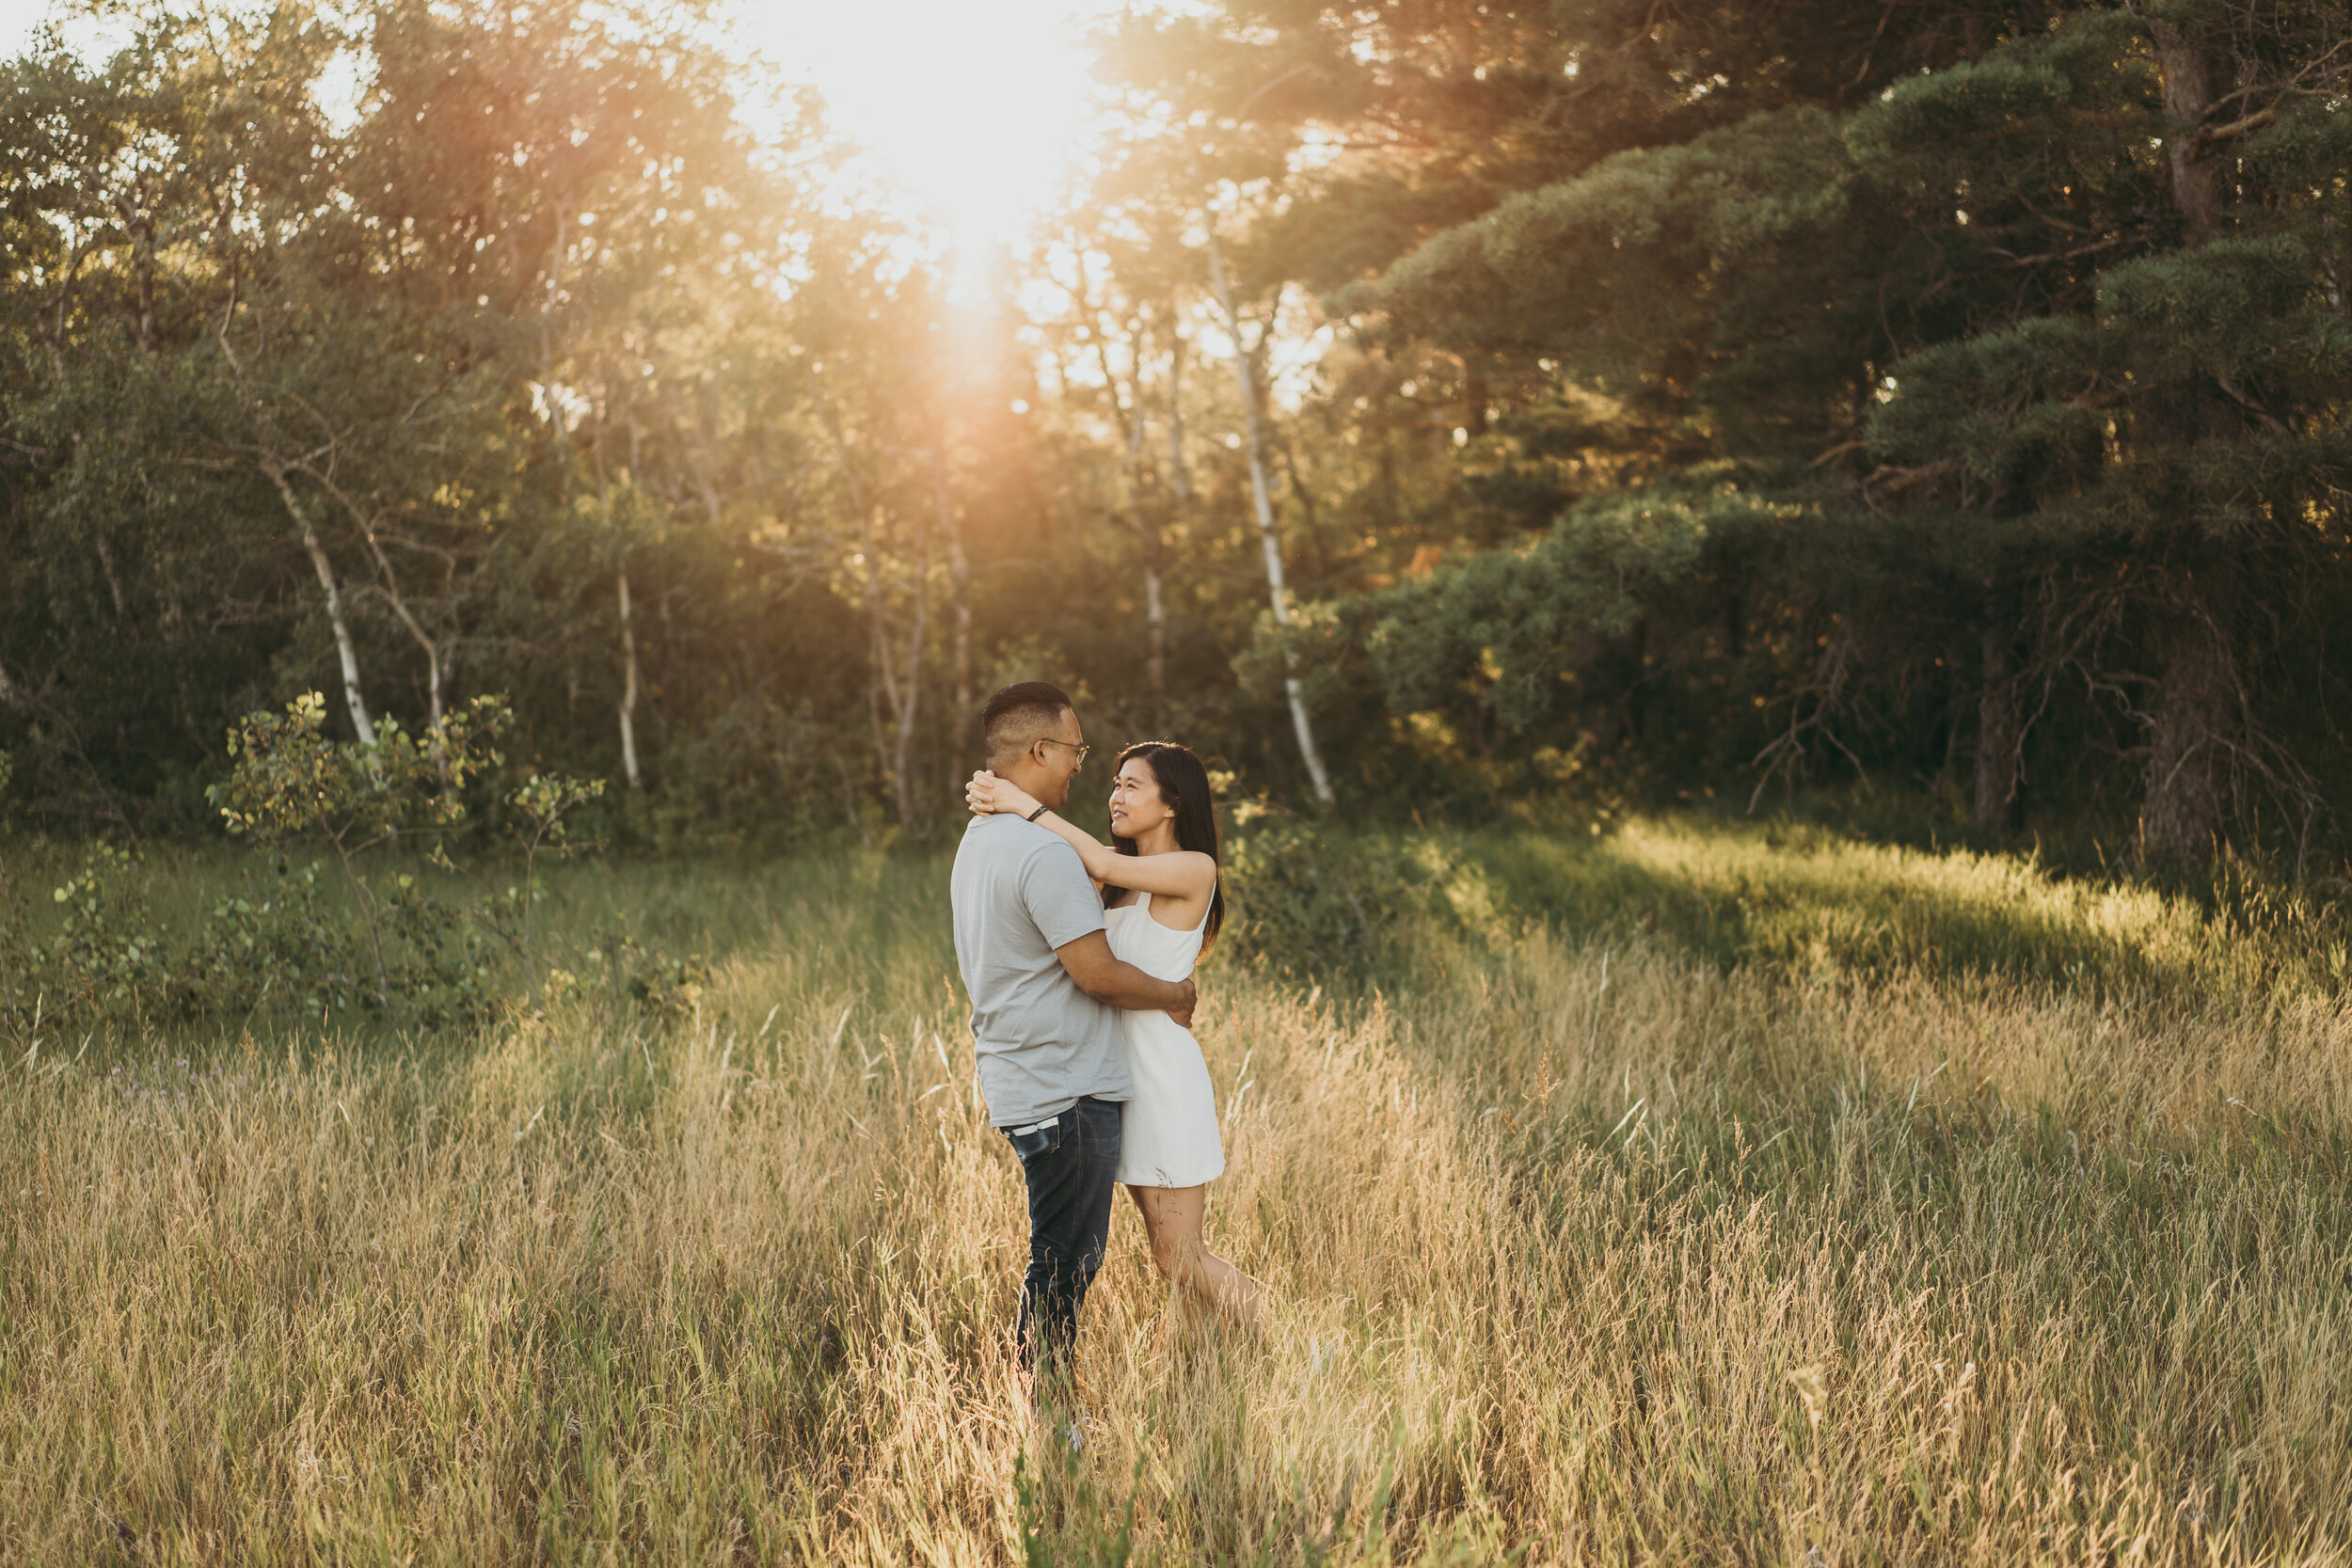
[1126,1183,1265,1335]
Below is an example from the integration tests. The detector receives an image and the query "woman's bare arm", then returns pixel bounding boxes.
[1043,814,1215,898]
[968,771,1216,900]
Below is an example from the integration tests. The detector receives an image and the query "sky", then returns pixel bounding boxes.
[733,0,1110,245]
[0,0,1112,247]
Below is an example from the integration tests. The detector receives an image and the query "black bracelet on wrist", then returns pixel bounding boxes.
[1025,803,1049,822]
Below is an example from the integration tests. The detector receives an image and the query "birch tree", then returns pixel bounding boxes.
[1205,225,1334,807]
[261,461,377,745]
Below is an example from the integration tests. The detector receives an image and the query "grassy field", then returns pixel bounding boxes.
[3,817,2350,1563]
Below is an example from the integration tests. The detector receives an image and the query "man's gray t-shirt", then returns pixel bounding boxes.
[951,815,1131,1127]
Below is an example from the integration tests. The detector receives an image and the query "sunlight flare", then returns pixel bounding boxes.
[737,0,1105,249]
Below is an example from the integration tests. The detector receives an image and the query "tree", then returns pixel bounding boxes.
[9,0,2350,863]
[1204,222,1336,804]
[1853,3,2352,855]
[1283,0,2350,849]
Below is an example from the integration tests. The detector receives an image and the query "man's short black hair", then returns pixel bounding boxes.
[983,681,1074,762]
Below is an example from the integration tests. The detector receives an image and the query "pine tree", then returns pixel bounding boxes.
[1315,1,2352,849]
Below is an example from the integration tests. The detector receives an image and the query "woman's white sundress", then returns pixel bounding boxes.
[1105,888,1225,1188]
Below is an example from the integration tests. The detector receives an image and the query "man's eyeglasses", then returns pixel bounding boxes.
[1039,737,1090,765]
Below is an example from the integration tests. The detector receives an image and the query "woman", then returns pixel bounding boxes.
[967,742,1266,1337]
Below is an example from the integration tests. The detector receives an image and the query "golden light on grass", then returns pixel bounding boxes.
[3,823,2349,1560]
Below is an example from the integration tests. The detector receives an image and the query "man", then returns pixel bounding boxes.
[950,681,1196,1387]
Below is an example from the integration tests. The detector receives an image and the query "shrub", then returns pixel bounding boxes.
[0,694,611,1042]
[1218,811,1458,980]
[209,691,506,1004]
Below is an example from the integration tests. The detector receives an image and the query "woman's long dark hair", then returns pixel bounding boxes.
[1105,740,1224,949]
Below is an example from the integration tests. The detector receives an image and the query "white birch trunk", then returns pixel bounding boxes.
[1130,420,1168,705]
[95,536,127,618]
[1206,229,1334,806]
[265,464,376,746]
[326,482,448,735]
[594,406,645,792]
[616,564,644,791]
[895,525,930,832]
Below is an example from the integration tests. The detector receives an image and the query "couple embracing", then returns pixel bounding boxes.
[949,681,1264,1393]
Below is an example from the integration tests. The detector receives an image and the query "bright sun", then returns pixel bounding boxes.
[0,0,1108,251]
[730,0,1105,250]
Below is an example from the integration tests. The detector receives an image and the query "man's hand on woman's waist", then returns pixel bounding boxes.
[1054,931,1199,1028]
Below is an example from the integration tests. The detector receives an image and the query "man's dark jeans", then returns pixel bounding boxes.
[1001,1096,1122,1374]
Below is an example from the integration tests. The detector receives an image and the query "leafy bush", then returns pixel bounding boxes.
[593,933,714,1017]
[36,843,174,1024]
[176,863,373,1021]
[0,693,611,1041]
[1217,811,1458,979]
[439,769,608,1005]
[210,691,506,1003]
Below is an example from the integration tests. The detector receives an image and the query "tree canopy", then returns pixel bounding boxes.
[3,0,2347,863]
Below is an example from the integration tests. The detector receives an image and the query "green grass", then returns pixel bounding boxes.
[1441,814,2351,994]
[1,817,2348,1562]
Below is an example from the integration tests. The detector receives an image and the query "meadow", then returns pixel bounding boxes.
[2,817,2349,1564]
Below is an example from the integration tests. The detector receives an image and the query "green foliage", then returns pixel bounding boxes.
[1368,104,1855,378]
[0,842,506,1037]
[594,932,713,1018]
[176,863,371,1021]
[1863,317,2111,487]
[1269,477,1778,726]
[36,843,173,1024]
[0,692,617,1038]
[454,768,608,1004]
[211,689,510,1002]
[6,0,2352,870]
[1292,0,2352,856]
[1840,9,2153,170]
[1219,813,1459,980]
[1245,472,1866,812]
[212,690,502,849]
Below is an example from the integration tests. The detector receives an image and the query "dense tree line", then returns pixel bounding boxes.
[3,0,2347,862]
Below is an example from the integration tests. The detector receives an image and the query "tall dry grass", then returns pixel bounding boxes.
[2,821,2349,1563]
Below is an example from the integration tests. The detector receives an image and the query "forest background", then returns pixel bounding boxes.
[2,0,2349,864]
[8,5,2352,1560]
